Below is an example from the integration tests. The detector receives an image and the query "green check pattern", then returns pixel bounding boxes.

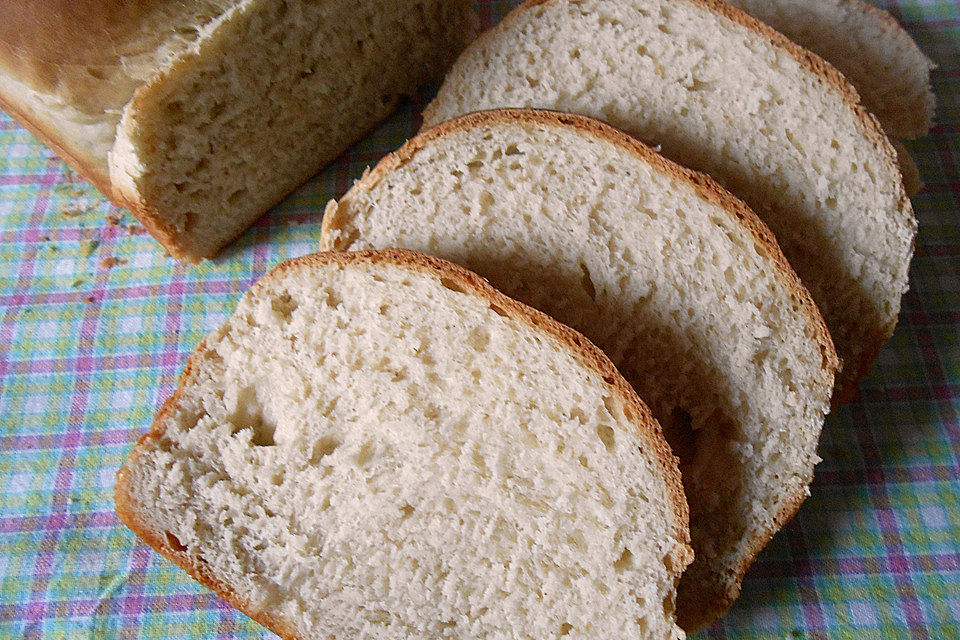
[1,1,958,638]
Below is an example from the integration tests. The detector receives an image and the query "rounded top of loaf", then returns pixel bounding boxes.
[0,0,233,113]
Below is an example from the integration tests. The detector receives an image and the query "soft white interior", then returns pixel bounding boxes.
[324,118,834,618]
[122,259,687,640]
[728,0,934,138]
[110,0,474,260]
[424,0,915,394]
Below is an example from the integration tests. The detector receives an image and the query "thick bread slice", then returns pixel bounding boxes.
[727,0,935,139]
[321,109,839,629]
[422,0,916,402]
[115,248,693,640]
[0,0,476,261]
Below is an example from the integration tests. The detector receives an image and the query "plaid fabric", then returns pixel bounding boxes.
[0,0,957,637]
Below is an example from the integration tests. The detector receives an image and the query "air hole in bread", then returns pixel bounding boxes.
[596,424,616,452]
[226,188,247,207]
[271,291,298,322]
[614,548,634,572]
[310,436,340,463]
[356,441,374,467]
[567,530,588,552]
[570,406,587,424]
[400,504,415,520]
[479,190,495,214]
[324,288,342,308]
[559,623,573,636]
[636,616,649,634]
[250,422,276,447]
[164,530,187,552]
[226,385,276,446]
[439,276,467,294]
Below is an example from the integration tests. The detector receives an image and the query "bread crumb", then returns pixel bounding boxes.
[62,203,95,218]
[128,225,146,235]
[80,240,100,257]
[105,215,122,227]
[100,257,127,269]
[71,278,86,288]
[84,295,96,304]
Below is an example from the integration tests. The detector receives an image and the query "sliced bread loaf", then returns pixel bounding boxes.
[322,110,839,628]
[0,0,476,261]
[115,248,693,639]
[422,0,916,401]
[727,0,935,139]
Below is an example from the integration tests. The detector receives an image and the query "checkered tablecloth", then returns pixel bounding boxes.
[1,1,957,638]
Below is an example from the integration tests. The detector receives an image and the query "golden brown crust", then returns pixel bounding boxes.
[115,247,693,637]
[0,0,217,92]
[322,107,839,630]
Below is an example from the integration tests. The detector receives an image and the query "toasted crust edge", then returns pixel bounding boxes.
[321,107,839,629]
[115,247,694,638]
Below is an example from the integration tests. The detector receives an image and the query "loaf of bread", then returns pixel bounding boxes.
[115,248,693,639]
[322,109,839,628]
[727,0,935,139]
[0,0,476,261]
[422,0,916,402]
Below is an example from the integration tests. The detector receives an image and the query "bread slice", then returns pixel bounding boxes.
[0,0,476,261]
[727,0,935,139]
[321,109,839,628]
[422,0,916,402]
[115,248,693,639]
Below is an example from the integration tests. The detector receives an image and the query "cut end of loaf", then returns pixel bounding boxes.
[116,249,691,639]
[100,0,477,262]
